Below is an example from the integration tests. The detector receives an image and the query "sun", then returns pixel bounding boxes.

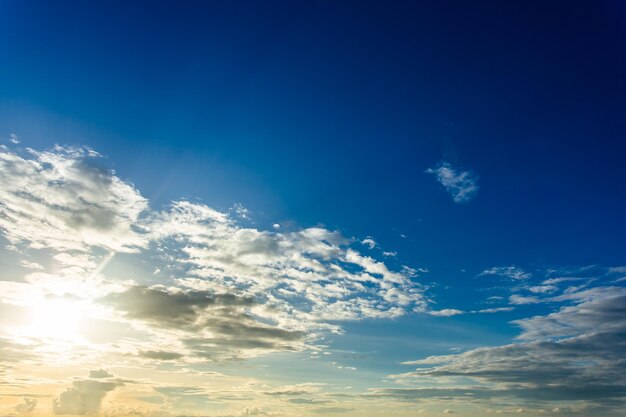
[25,298,84,341]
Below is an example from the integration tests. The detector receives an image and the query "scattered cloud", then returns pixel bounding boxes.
[0,144,427,362]
[426,161,479,203]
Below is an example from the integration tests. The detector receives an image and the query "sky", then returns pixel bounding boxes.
[0,1,625,416]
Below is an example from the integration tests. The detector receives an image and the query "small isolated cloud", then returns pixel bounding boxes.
[426,161,478,203]
[481,266,531,280]
[9,133,20,144]
[429,309,464,317]
[361,237,376,249]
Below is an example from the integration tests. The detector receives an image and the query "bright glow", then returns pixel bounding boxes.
[25,298,83,340]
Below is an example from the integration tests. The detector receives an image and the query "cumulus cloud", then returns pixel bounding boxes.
[53,377,123,415]
[426,161,479,203]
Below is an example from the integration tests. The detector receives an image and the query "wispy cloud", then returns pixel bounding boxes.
[480,266,531,280]
[426,161,479,203]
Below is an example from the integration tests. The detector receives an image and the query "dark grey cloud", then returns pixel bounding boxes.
[104,286,305,360]
[103,286,255,331]
[397,292,626,406]
[138,350,184,361]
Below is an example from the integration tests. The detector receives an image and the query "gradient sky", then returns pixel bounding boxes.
[1,1,626,417]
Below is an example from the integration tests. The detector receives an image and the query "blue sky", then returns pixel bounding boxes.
[0,1,625,416]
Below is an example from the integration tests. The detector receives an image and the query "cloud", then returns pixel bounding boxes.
[480,266,531,280]
[395,290,626,406]
[15,397,37,412]
[428,309,464,317]
[146,199,426,332]
[361,237,376,249]
[138,350,184,361]
[475,307,514,313]
[0,145,148,253]
[89,369,114,379]
[103,285,305,360]
[263,384,321,397]
[53,377,123,415]
[426,161,479,203]
[0,144,427,362]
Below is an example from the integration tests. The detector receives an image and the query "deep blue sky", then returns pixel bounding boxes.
[1,0,625,301]
[2,3,626,415]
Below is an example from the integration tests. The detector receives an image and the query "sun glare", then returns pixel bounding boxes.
[25,299,83,341]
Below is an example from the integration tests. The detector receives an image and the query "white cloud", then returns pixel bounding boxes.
[476,307,514,314]
[480,266,531,280]
[0,145,148,254]
[361,237,376,249]
[429,309,464,317]
[426,161,479,203]
[0,144,427,361]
